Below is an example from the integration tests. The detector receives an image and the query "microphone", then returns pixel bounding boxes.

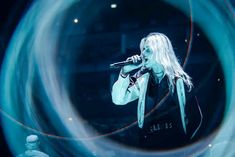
[110,57,142,69]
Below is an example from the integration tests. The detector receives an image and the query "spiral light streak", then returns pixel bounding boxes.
[0,0,234,156]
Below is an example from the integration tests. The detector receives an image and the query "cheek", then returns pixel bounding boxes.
[150,53,155,60]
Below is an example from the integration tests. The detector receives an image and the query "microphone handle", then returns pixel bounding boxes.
[110,60,132,69]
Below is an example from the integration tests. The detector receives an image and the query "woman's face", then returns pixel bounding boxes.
[141,43,155,68]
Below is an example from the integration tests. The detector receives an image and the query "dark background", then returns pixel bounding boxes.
[0,0,230,156]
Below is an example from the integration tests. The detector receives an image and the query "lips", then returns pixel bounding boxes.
[142,56,147,61]
[141,55,148,64]
[144,58,148,63]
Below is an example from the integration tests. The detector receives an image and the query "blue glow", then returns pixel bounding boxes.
[0,0,234,156]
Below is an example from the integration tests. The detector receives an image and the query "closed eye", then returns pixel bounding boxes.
[146,49,151,53]
[144,48,152,54]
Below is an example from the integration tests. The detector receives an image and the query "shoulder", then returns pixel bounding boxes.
[175,77,184,84]
[175,77,185,91]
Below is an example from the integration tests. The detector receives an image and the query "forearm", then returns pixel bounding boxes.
[111,71,139,105]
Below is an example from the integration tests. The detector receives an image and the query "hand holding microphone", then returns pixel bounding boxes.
[110,55,143,76]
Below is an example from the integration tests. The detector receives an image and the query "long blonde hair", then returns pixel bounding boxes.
[140,32,193,93]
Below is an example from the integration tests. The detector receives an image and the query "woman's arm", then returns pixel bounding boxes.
[176,78,187,134]
[111,55,143,105]
[111,73,140,105]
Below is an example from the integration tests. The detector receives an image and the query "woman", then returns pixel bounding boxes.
[111,32,193,134]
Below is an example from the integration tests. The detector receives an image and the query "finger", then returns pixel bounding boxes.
[131,56,135,63]
[136,55,141,62]
[134,56,138,63]
[133,56,136,63]
[126,57,131,61]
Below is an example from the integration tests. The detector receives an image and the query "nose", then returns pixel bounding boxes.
[140,54,146,60]
[142,49,148,56]
[142,50,148,55]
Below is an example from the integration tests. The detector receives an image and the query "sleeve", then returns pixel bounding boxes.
[111,72,140,105]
